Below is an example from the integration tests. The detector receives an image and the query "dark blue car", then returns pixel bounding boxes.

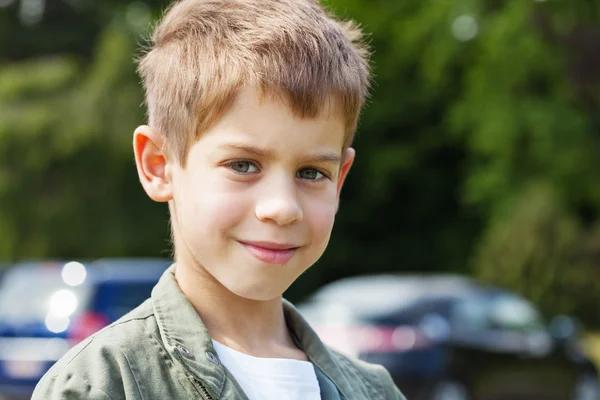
[0,258,171,399]
[297,274,600,400]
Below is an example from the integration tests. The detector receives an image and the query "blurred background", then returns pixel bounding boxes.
[1,0,600,399]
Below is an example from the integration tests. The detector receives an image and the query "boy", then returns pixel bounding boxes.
[34,0,406,399]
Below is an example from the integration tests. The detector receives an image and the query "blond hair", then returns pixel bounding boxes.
[137,0,371,165]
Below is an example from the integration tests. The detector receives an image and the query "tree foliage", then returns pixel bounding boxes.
[1,0,600,324]
[474,183,600,323]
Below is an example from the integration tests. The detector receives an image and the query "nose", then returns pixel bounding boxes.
[255,177,303,225]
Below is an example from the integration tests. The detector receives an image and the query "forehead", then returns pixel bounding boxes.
[198,87,347,152]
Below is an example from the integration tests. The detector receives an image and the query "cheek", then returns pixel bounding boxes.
[305,197,337,244]
[184,177,250,236]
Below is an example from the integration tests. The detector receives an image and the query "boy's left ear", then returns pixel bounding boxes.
[335,147,355,211]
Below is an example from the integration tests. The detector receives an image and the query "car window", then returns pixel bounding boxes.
[91,281,155,320]
[451,297,490,332]
[452,293,545,334]
[488,294,545,332]
[0,265,93,322]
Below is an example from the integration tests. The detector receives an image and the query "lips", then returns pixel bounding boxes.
[238,241,299,265]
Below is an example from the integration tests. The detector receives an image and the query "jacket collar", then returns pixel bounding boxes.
[152,265,227,397]
[283,301,353,400]
[152,265,354,399]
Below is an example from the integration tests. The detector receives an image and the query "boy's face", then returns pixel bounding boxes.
[135,88,354,301]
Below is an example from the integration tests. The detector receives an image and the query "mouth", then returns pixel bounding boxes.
[238,240,300,265]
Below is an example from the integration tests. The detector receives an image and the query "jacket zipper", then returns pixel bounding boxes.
[192,377,217,400]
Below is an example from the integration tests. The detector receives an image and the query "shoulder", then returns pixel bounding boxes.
[33,300,160,400]
[330,349,407,400]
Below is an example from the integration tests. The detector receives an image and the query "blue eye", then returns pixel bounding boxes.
[297,168,324,180]
[229,161,259,173]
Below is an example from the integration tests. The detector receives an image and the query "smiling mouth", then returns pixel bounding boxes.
[238,241,300,265]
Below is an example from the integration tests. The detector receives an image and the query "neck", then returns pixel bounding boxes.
[174,259,305,360]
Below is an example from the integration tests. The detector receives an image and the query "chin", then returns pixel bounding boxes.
[225,281,286,302]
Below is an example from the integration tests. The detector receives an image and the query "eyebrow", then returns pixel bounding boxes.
[220,143,342,164]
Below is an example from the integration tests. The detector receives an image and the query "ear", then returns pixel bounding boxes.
[133,125,173,202]
[335,147,355,212]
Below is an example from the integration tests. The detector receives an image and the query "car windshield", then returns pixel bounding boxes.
[299,275,477,325]
[488,293,546,331]
[451,291,546,333]
[0,263,93,323]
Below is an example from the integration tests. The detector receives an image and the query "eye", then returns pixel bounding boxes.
[228,160,259,174]
[297,168,325,181]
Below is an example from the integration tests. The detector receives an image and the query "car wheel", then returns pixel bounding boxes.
[572,373,600,400]
[430,380,471,400]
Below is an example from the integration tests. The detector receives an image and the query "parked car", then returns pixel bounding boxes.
[296,274,600,400]
[0,258,171,399]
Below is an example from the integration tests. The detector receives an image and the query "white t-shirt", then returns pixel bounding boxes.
[212,340,321,400]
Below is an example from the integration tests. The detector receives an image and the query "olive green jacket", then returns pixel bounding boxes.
[33,266,406,400]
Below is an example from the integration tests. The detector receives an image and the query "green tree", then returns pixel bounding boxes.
[473,183,600,323]
[2,0,600,324]
[0,19,168,260]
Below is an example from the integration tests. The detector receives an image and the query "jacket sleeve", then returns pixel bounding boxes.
[33,372,113,400]
[32,337,136,400]
[373,364,407,400]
